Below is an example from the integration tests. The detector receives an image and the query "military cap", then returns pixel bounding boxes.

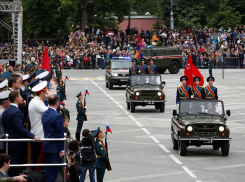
[193,76,200,82]
[0,80,8,90]
[149,58,154,62]
[28,63,34,68]
[42,72,53,82]
[32,81,48,93]
[37,71,49,80]
[0,71,12,79]
[58,76,62,80]
[35,69,45,77]
[22,75,30,81]
[180,76,188,82]
[28,72,36,80]
[93,127,102,137]
[132,58,137,62]
[207,76,215,82]
[60,101,65,106]
[76,92,82,97]
[141,58,145,61]
[0,90,11,100]
[27,78,40,88]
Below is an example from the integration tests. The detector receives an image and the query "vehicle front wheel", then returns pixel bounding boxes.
[169,61,180,74]
[106,82,108,88]
[160,102,165,113]
[130,102,135,113]
[221,141,229,156]
[213,143,220,150]
[171,132,178,150]
[108,82,113,90]
[127,102,130,110]
[179,137,187,156]
[155,103,160,109]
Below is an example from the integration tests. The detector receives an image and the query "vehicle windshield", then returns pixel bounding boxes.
[179,100,224,117]
[131,75,162,86]
[111,61,132,70]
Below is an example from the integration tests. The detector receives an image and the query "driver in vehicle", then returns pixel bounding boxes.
[149,76,158,84]
[205,103,218,114]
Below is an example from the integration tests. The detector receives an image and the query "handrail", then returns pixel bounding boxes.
[1,133,68,182]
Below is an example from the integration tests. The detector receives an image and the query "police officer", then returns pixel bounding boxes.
[129,59,139,78]
[176,76,192,104]
[147,58,158,74]
[204,76,218,100]
[138,58,148,74]
[191,76,204,99]
[94,127,109,182]
[208,54,213,77]
[76,92,85,141]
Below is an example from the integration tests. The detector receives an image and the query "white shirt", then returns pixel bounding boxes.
[10,103,18,108]
[28,96,48,138]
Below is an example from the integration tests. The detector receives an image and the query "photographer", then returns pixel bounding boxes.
[79,129,96,182]
[0,154,27,182]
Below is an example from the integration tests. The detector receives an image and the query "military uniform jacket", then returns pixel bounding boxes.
[138,64,148,74]
[55,69,62,78]
[208,59,213,69]
[58,82,65,102]
[147,65,158,74]
[76,100,84,121]
[192,86,205,99]
[26,91,35,107]
[63,107,70,120]
[129,65,138,77]
[204,85,218,100]
[176,85,192,104]
[95,139,109,169]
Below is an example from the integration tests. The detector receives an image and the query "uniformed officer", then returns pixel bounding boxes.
[60,101,70,120]
[26,78,40,107]
[55,65,62,78]
[191,76,204,100]
[24,72,37,96]
[205,103,218,114]
[204,76,218,100]
[176,76,192,104]
[147,58,158,74]
[0,80,8,91]
[94,127,109,182]
[76,92,85,141]
[208,54,213,77]
[129,59,139,78]
[57,76,65,102]
[36,71,49,81]
[138,58,148,74]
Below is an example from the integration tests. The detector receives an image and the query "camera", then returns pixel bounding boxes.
[88,130,96,141]
[24,175,29,181]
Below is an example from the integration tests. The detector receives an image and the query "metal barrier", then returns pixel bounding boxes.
[0,133,68,182]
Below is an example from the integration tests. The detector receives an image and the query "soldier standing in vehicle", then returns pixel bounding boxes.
[147,58,158,74]
[204,76,218,100]
[129,59,139,78]
[138,58,148,74]
[176,76,192,104]
[191,76,204,99]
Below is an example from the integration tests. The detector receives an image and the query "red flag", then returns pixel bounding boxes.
[184,54,204,87]
[41,46,51,72]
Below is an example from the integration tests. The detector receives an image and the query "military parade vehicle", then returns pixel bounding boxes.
[171,100,231,156]
[125,74,166,113]
[141,47,183,74]
[105,57,132,90]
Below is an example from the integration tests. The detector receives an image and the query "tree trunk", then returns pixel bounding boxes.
[77,0,91,30]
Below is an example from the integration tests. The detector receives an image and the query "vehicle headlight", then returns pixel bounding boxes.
[112,73,118,76]
[157,92,162,96]
[136,92,140,96]
[187,126,193,132]
[219,126,225,132]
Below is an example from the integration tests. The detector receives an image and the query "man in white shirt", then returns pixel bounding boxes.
[28,81,48,168]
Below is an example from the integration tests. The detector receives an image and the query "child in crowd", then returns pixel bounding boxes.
[64,117,70,138]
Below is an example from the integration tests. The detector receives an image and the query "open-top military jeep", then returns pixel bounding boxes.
[126,74,166,113]
[171,100,231,156]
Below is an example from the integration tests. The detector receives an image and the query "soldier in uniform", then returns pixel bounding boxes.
[191,76,204,100]
[0,80,8,91]
[147,58,158,74]
[129,59,138,78]
[55,65,62,79]
[204,76,218,100]
[208,54,213,77]
[60,102,70,120]
[75,92,85,142]
[26,78,40,107]
[57,76,65,102]
[205,103,218,114]
[138,58,148,74]
[176,76,192,104]
[94,127,110,182]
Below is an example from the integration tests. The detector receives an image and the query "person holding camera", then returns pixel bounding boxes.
[79,129,96,182]
[0,154,27,182]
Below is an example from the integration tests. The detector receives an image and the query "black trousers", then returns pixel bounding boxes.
[8,149,23,177]
[31,142,44,170]
[96,168,105,182]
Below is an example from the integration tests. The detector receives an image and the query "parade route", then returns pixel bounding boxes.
[63,69,244,182]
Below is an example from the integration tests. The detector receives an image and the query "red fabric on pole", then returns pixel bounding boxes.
[41,46,51,72]
[184,54,204,87]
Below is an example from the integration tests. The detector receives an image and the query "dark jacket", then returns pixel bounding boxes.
[79,138,96,165]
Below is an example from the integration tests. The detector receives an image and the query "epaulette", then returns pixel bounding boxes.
[99,141,102,144]
[79,101,81,103]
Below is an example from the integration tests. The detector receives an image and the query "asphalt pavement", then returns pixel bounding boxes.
[62,68,245,182]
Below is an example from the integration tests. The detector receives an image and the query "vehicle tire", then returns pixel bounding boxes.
[171,132,178,150]
[168,61,180,74]
[130,102,135,113]
[221,141,229,156]
[159,102,165,113]
[213,143,220,150]
[127,102,130,110]
[155,103,160,109]
[158,69,167,74]
[108,82,113,90]
[106,82,108,88]
[179,137,187,156]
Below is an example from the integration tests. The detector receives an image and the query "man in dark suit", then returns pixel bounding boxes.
[2,91,40,177]
[42,95,64,182]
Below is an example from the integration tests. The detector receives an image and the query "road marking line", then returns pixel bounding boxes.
[118,105,124,110]
[142,128,151,135]
[122,110,129,115]
[84,77,90,80]
[128,115,137,122]
[169,155,182,164]
[158,144,170,153]
[114,101,119,105]
[150,136,160,143]
[196,181,202,182]
[182,166,197,178]
[135,122,143,127]
[70,78,77,80]
[96,77,104,80]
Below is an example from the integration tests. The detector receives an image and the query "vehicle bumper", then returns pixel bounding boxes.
[130,99,166,104]
[179,137,232,141]
[108,77,128,85]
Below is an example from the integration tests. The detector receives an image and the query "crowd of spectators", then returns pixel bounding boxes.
[1,24,245,69]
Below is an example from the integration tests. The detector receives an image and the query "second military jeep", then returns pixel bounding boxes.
[171,100,231,156]
[126,74,166,113]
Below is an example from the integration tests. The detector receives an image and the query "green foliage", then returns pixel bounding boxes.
[152,19,163,30]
